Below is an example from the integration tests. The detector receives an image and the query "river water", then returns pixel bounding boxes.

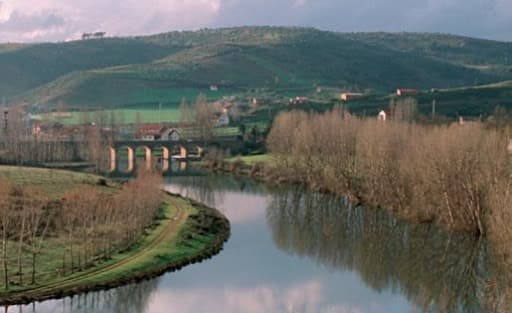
[5,174,505,313]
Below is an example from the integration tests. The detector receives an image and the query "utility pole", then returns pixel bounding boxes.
[158,102,162,126]
[432,99,436,122]
[3,110,8,134]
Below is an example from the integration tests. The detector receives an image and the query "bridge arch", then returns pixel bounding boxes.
[113,145,134,173]
[135,145,152,169]
[153,146,170,172]
[169,145,188,161]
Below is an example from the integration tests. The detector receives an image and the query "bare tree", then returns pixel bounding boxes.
[194,94,216,141]
[25,186,51,284]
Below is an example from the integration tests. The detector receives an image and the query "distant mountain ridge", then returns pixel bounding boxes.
[1,26,511,109]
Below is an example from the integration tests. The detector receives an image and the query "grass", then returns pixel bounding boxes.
[0,191,229,304]
[33,105,182,125]
[0,166,230,304]
[0,166,109,197]
[225,154,271,165]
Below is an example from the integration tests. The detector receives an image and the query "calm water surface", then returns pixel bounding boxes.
[4,174,502,313]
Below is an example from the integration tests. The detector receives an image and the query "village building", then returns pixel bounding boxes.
[136,124,180,141]
[289,96,308,105]
[210,85,219,92]
[508,139,512,154]
[216,113,230,127]
[341,93,364,101]
[396,88,419,96]
[378,110,387,121]
[251,98,272,106]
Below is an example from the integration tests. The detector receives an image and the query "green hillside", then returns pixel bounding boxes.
[2,27,512,111]
[343,32,512,76]
[0,38,181,98]
[334,80,512,118]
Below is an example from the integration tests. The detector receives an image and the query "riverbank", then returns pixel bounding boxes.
[202,154,271,181]
[0,166,230,306]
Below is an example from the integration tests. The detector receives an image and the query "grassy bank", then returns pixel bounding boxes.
[0,166,230,305]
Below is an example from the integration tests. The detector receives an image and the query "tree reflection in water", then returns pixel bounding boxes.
[165,175,266,208]
[266,187,509,313]
[8,279,160,313]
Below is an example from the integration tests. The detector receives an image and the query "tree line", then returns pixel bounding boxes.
[267,107,511,236]
[0,105,114,172]
[0,168,162,290]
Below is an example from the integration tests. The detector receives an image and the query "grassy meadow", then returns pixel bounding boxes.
[0,166,229,304]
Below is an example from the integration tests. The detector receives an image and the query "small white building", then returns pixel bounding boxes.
[378,110,387,121]
[161,128,180,141]
[216,114,230,127]
[210,85,218,92]
[508,139,512,154]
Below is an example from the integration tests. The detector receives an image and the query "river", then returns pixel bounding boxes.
[4,174,507,313]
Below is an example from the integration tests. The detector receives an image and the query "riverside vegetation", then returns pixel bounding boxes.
[264,107,512,270]
[263,108,512,310]
[0,166,230,305]
[266,108,511,236]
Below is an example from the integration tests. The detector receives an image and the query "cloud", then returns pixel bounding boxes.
[0,0,511,42]
[292,0,308,8]
[0,1,12,23]
[147,281,327,313]
[0,0,222,42]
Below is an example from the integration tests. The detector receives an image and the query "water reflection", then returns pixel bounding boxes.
[3,175,510,313]
[7,279,160,313]
[167,175,266,209]
[266,188,498,313]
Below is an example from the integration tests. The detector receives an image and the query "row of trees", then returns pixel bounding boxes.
[0,104,115,172]
[267,107,511,235]
[0,168,162,290]
[179,95,218,140]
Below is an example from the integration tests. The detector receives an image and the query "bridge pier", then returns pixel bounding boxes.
[180,146,188,159]
[109,147,116,172]
[139,146,152,169]
[109,138,243,173]
[126,147,134,172]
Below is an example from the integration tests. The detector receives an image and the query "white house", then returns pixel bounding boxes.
[508,139,512,154]
[216,114,230,127]
[210,85,218,92]
[161,128,180,141]
[378,110,387,121]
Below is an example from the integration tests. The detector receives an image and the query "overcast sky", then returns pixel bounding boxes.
[0,0,511,43]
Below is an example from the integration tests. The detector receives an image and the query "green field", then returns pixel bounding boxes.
[34,104,182,125]
[336,80,512,118]
[225,154,271,165]
[0,166,110,196]
[0,166,229,304]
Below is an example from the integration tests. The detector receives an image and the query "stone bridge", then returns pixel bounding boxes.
[109,137,243,172]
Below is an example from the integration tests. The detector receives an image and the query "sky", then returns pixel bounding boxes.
[0,0,511,43]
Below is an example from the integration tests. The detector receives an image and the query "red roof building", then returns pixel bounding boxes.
[396,89,419,96]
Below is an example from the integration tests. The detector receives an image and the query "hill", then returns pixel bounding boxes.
[2,27,512,110]
[333,80,512,119]
[0,38,181,98]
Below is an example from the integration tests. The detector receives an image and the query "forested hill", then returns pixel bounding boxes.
[1,27,511,109]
